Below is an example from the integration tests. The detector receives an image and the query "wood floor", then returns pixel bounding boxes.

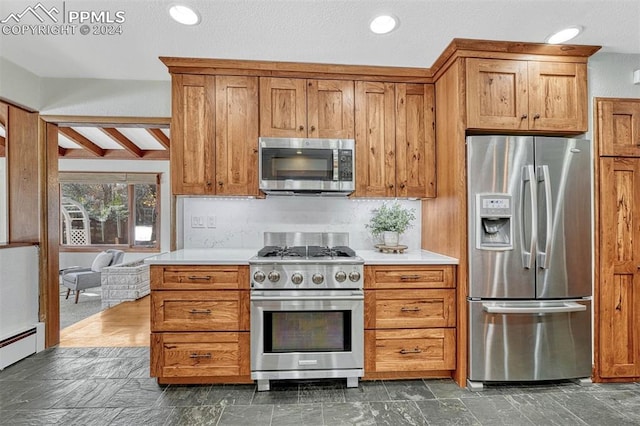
[59,296,150,347]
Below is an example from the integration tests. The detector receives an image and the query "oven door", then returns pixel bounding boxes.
[251,290,364,374]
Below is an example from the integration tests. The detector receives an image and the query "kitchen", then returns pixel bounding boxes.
[2,1,640,424]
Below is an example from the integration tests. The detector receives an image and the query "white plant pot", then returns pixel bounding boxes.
[383,231,400,246]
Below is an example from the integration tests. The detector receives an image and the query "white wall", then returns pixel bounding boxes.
[58,158,170,269]
[40,78,170,117]
[0,58,171,117]
[181,197,422,251]
[0,58,40,110]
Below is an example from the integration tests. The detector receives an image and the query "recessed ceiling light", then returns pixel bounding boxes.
[546,26,582,44]
[370,15,398,34]
[169,4,200,26]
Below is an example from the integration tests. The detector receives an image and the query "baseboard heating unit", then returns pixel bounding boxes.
[0,323,45,370]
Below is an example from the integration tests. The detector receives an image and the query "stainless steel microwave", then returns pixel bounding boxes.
[258,137,355,195]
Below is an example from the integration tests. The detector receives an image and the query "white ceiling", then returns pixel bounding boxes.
[1,0,639,82]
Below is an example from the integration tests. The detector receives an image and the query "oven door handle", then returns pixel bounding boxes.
[251,291,364,301]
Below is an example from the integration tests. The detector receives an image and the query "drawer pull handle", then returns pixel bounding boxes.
[188,276,212,281]
[189,309,212,315]
[401,307,421,312]
[189,353,212,359]
[400,275,421,281]
[400,348,422,355]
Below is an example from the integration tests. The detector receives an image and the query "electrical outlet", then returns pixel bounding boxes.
[191,215,205,228]
[207,215,216,228]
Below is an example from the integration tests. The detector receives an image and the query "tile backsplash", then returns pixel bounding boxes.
[180,196,421,250]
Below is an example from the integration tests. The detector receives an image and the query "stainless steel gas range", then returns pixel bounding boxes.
[249,232,364,391]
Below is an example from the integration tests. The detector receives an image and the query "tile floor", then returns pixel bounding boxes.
[1,347,640,425]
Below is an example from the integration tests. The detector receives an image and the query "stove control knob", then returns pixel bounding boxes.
[348,271,361,282]
[268,271,280,282]
[312,273,324,284]
[253,271,266,283]
[335,271,347,282]
[291,273,304,285]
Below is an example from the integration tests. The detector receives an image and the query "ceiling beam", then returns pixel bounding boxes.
[101,127,143,158]
[58,127,105,157]
[59,148,169,160]
[41,115,170,128]
[147,128,170,150]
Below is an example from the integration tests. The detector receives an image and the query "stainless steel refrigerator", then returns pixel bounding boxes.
[466,135,592,390]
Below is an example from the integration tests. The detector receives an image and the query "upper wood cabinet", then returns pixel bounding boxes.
[259,77,354,139]
[355,81,435,198]
[466,58,587,132]
[171,74,258,196]
[598,99,640,157]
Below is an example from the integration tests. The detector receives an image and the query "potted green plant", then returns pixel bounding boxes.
[366,201,416,246]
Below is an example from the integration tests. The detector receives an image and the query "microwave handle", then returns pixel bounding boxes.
[333,149,339,181]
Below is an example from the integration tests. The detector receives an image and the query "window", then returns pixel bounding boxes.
[59,172,160,250]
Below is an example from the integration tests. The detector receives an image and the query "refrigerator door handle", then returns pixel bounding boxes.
[520,165,537,269]
[537,165,553,269]
[483,302,586,314]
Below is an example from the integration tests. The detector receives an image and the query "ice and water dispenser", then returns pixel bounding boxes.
[475,193,513,250]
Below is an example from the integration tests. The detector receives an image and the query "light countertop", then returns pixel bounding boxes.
[145,248,458,266]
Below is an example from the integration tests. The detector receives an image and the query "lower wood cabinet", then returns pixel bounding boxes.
[150,265,252,384]
[364,265,456,379]
[150,332,250,380]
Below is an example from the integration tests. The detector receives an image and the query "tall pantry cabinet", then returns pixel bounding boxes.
[596,98,640,381]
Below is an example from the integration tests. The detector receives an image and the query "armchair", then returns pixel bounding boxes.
[61,249,125,303]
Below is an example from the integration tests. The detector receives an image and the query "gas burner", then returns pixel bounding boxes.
[308,245,356,258]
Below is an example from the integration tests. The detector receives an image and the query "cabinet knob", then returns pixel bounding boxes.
[218,181,223,186]
[533,113,541,120]
[206,181,212,186]
[310,125,316,132]
[400,183,406,189]
[299,125,305,131]
[388,184,394,189]
[521,114,528,120]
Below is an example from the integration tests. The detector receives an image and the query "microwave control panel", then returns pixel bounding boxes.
[338,149,353,181]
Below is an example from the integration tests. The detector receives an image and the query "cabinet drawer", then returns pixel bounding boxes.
[151,332,249,378]
[365,328,455,372]
[151,265,249,290]
[365,289,455,328]
[366,266,455,289]
[151,291,249,331]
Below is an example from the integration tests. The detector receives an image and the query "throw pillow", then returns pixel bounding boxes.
[91,251,113,272]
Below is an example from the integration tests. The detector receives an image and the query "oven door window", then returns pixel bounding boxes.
[262,148,333,181]
[264,310,351,352]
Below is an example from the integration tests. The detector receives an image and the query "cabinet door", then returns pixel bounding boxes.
[215,76,259,195]
[395,83,436,198]
[466,58,528,130]
[259,77,307,137]
[598,100,640,157]
[599,157,640,378]
[528,62,587,132]
[307,79,355,139]
[355,81,396,197]
[171,74,215,194]
[151,332,250,379]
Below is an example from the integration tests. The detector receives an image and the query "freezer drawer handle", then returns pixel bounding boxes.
[400,348,422,355]
[482,303,586,314]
